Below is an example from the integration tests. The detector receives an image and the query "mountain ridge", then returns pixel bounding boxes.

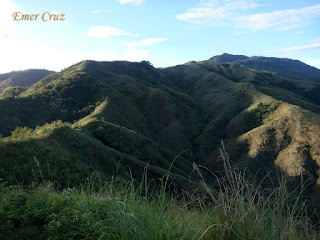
[0,69,55,92]
[0,55,319,206]
[208,53,320,83]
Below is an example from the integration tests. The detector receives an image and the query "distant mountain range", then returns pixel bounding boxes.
[0,54,319,204]
[0,69,55,96]
[208,53,320,83]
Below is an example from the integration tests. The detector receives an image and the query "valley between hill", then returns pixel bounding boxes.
[0,55,320,238]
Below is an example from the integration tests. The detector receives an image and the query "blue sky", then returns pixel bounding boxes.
[0,0,319,73]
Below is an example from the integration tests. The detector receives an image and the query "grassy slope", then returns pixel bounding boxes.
[208,53,320,83]
[0,69,55,91]
[163,61,320,199]
[1,161,319,240]
[0,59,320,238]
[0,121,192,188]
[0,59,319,198]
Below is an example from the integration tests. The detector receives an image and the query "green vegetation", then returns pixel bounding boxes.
[208,53,320,83]
[0,69,54,91]
[0,58,319,198]
[0,86,27,98]
[0,120,193,188]
[1,149,319,240]
[0,56,320,239]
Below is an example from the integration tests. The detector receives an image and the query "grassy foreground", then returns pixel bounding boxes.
[1,154,319,240]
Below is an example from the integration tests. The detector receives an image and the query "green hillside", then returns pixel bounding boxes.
[208,53,320,83]
[0,57,319,204]
[1,56,320,238]
[0,69,55,91]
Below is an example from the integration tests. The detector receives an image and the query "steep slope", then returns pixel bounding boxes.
[163,61,320,192]
[208,53,249,62]
[208,53,320,83]
[0,69,55,91]
[0,120,192,188]
[0,61,197,186]
[0,58,319,202]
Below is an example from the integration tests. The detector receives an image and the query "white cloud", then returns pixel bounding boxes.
[90,10,102,14]
[0,32,81,73]
[237,4,320,31]
[0,0,19,36]
[118,0,143,6]
[86,48,149,63]
[86,26,138,39]
[0,30,149,73]
[123,48,149,61]
[176,0,259,25]
[125,37,168,47]
[311,38,320,43]
[299,58,320,69]
[0,0,17,23]
[0,30,150,73]
[0,1,150,73]
[279,43,320,52]
[232,31,248,35]
[177,1,320,32]
[90,10,108,14]
[119,37,168,64]
[266,42,320,53]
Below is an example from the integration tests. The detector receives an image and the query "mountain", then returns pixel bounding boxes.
[208,53,249,62]
[208,53,320,83]
[0,61,195,187]
[0,57,319,203]
[0,69,55,93]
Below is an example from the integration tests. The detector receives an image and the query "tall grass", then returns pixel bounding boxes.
[0,145,319,239]
[191,141,319,239]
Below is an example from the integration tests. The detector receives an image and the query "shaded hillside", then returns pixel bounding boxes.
[208,53,249,62]
[0,121,192,188]
[163,62,320,183]
[0,58,319,203]
[0,61,197,187]
[0,69,55,91]
[208,53,320,83]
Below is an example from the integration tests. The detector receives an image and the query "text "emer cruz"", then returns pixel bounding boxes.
[12,12,65,22]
